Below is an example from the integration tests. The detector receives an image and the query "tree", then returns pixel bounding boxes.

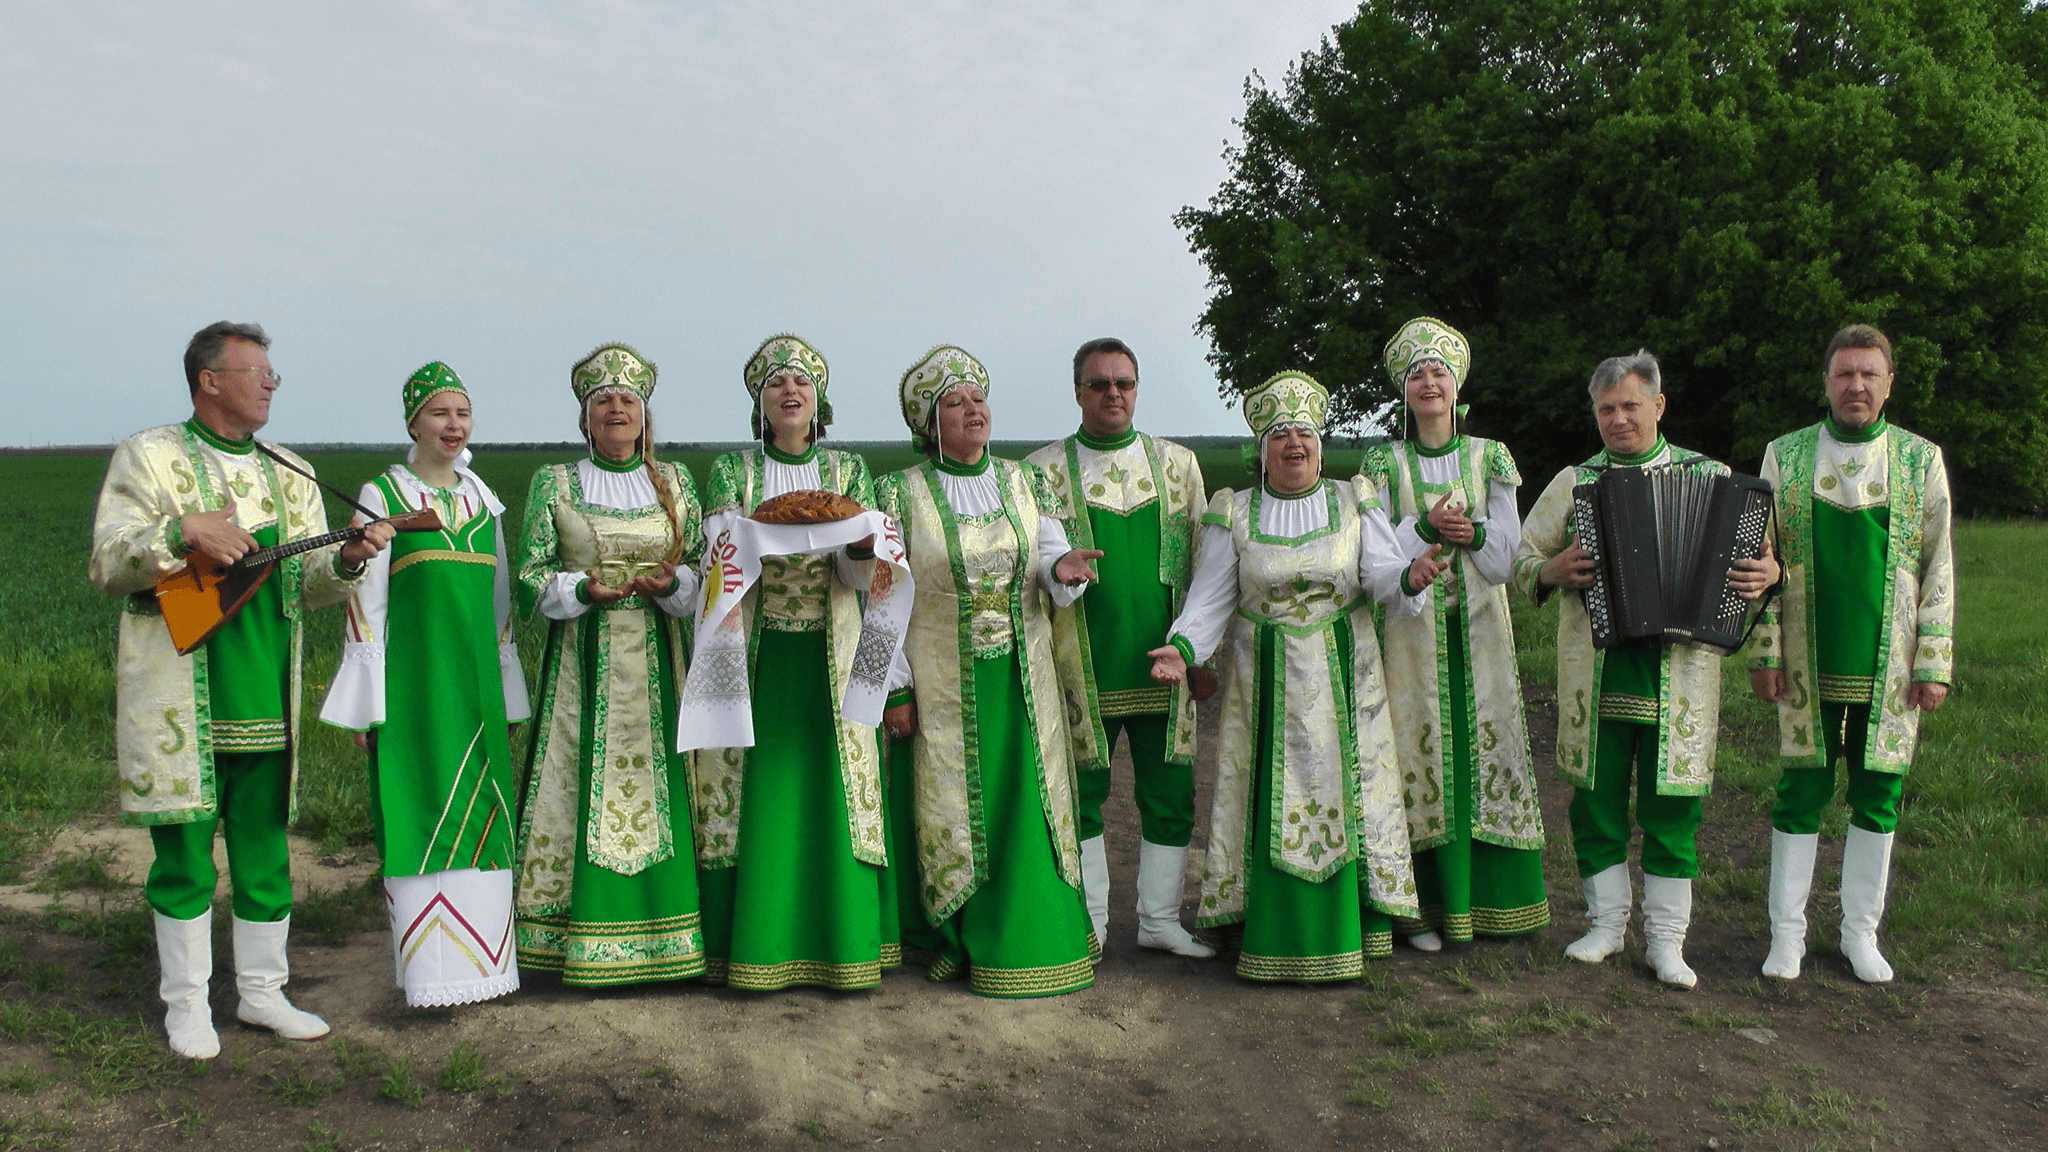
[1178,0,2048,512]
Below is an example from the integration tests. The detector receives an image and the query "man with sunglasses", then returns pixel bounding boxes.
[89,321,394,1058]
[1029,338,1213,959]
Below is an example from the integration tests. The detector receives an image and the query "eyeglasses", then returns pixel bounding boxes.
[210,365,283,386]
[1082,376,1137,393]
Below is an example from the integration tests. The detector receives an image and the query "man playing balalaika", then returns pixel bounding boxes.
[1746,324,1953,984]
[89,322,395,1057]
[1512,351,1778,988]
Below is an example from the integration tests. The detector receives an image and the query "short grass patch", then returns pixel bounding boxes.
[1377,997,1606,1059]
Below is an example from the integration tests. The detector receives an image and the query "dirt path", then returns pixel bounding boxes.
[4,699,2045,1150]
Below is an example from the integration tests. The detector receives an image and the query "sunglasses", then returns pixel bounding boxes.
[1081,376,1137,393]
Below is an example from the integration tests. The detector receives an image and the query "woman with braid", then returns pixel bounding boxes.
[512,344,708,986]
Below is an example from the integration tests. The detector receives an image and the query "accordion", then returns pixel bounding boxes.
[1572,463,1774,650]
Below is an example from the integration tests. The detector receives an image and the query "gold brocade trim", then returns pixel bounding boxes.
[925,955,968,983]
[211,718,288,753]
[727,958,882,992]
[1361,931,1393,960]
[1471,901,1551,936]
[1599,693,1658,724]
[762,618,827,633]
[1818,673,1874,703]
[391,549,496,575]
[1237,949,1364,983]
[702,957,728,985]
[967,958,1095,998]
[1097,686,1171,718]
[880,943,903,969]
[514,912,706,986]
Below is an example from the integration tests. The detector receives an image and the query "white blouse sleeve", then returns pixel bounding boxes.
[494,513,532,723]
[1468,478,1522,587]
[1166,523,1239,666]
[1036,513,1087,608]
[318,482,392,731]
[1360,501,1427,618]
[537,571,591,621]
[1384,478,1434,560]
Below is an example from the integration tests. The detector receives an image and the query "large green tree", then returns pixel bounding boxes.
[1179,0,2048,512]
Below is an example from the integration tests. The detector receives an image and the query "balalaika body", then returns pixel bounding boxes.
[1572,462,1773,651]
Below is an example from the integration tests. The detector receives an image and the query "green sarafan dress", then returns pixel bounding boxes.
[874,455,1096,998]
[692,444,889,991]
[513,454,706,986]
[320,465,530,1006]
[1359,437,1547,944]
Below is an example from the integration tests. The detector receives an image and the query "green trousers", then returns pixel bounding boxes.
[1074,713,1193,846]
[1568,720,1702,880]
[146,750,292,922]
[1771,703,1904,835]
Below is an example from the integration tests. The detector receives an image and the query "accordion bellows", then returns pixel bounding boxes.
[1573,463,1774,650]
[750,489,866,524]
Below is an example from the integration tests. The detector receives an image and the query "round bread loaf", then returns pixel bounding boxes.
[751,489,866,524]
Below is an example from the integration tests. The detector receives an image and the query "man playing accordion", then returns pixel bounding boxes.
[1513,352,1778,988]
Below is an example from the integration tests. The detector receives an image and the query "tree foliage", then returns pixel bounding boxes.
[1178,0,2048,512]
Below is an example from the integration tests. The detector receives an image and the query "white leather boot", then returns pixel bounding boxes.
[1565,863,1632,963]
[1762,830,1818,979]
[1404,929,1444,953]
[1839,825,1895,983]
[1641,874,1697,988]
[232,916,330,1039]
[1079,836,1110,962]
[1134,841,1215,958]
[155,909,219,1059]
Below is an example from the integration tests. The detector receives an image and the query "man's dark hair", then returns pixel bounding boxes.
[1823,324,1893,374]
[1072,337,1139,388]
[184,321,271,395]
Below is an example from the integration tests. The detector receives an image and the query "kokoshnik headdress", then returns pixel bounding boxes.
[899,344,991,456]
[743,333,834,441]
[571,342,658,406]
[1383,316,1472,435]
[1243,370,1329,492]
[403,361,468,423]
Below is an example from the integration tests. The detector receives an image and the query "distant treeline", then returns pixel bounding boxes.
[3,434,1391,458]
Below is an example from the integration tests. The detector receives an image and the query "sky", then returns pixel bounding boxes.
[0,1,1364,448]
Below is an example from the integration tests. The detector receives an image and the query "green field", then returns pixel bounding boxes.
[0,447,2039,978]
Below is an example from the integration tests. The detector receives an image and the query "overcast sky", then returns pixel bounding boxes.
[1,1,1362,448]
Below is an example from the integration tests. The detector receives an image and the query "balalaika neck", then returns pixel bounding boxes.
[240,525,362,569]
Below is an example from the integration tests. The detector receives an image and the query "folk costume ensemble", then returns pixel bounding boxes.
[1514,434,1731,981]
[1026,425,1205,950]
[91,415,363,1056]
[1748,415,1954,981]
[1168,371,1422,982]
[513,344,709,986]
[1361,319,1547,946]
[876,345,1097,998]
[319,363,530,1007]
[693,335,891,991]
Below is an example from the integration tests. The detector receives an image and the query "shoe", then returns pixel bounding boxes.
[1641,874,1697,989]
[1079,836,1110,964]
[1839,826,1895,983]
[232,915,330,1040]
[1404,931,1444,953]
[1565,863,1631,963]
[1134,842,1215,958]
[1762,830,1818,979]
[155,909,219,1059]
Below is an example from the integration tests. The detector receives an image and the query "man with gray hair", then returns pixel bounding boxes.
[1511,352,1777,988]
[90,321,394,1057]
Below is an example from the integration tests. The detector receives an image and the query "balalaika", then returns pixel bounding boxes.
[1572,461,1773,650]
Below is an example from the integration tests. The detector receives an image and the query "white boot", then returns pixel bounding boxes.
[1079,836,1110,963]
[232,916,330,1039]
[1762,830,1818,979]
[1641,874,1697,989]
[1404,930,1444,953]
[1134,841,1215,958]
[154,909,219,1059]
[1565,863,1632,963]
[1839,825,1895,983]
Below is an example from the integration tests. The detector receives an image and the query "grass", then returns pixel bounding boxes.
[1376,998,1606,1059]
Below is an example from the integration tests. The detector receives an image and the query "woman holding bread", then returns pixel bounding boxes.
[512,344,707,986]
[874,345,1103,997]
[691,334,892,991]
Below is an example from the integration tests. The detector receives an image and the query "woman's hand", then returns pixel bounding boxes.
[625,560,680,600]
[582,575,630,606]
[883,699,918,741]
[1426,491,1476,546]
[1147,644,1186,686]
[1406,543,1449,592]
[1054,548,1105,587]
[1729,555,1779,600]
[351,731,369,753]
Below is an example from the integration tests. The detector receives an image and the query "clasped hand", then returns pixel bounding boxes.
[584,560,680,606]
[1426,491,1475,546]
